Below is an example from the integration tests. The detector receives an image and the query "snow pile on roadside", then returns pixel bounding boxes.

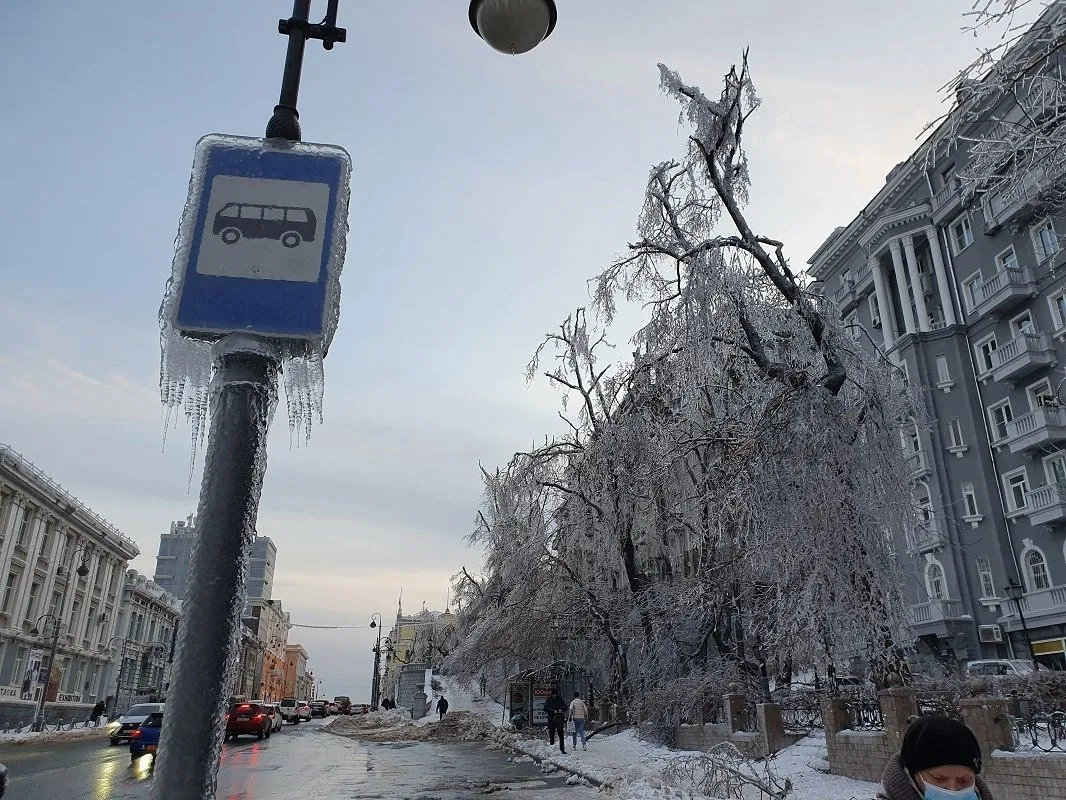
[327,710,499,744]
[0,725,109,745]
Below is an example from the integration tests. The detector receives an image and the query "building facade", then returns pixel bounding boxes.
[243,598,290,701]
[106,570,181,711]
[247,536,276,601]
[153,516,196,601]
[808,9,1066,670]
[0,444,141,725]
[283,643,311,700]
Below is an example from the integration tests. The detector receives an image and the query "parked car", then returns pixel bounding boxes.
[328,702,339,715]
[262,703,283,732]
[296,701,312,721]
[351,703,371,715]
[225,702,272,741]
[966,659,1036,677]
[129,712,163,763]
[333,695,352,715]
[309,700,328,718]
[109,703,165,746]
[279,698,304,724]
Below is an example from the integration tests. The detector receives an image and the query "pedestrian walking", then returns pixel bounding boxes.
[568,691,588,751]
[878,716,992,800]
[88,700,106,728]
[543,689,567,754]
[436,694,449,721]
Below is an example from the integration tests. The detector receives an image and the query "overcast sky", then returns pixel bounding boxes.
[0,0,1014,698]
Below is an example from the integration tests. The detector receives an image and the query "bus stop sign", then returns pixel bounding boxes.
[171,134,351,340]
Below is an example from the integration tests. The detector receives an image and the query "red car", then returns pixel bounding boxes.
[225,702,272,741]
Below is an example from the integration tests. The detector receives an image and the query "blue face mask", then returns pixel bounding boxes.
[923,785,978,800]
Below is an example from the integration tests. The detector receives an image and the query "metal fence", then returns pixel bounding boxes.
[0,718,94,734]
[843,697,884,731]
[916,691,963,722]
[779,694,825,734]
[1010,711,1066,753]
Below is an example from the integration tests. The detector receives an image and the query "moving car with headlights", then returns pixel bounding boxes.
[224,702,272,741]
[109,703,165,746]
[129,712,163,763]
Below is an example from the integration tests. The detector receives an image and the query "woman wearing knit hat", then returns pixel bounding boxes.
[877,716,994,800]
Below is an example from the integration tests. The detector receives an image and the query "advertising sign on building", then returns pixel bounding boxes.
[21,649,43,701]
[531,685,554,726]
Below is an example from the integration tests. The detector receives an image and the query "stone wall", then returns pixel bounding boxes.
[820,683,1066,800]
[674,691,803,758]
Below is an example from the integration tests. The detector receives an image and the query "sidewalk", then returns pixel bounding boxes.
[0,724,110,746]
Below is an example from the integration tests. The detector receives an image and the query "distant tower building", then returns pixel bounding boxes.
[156,520,275,603]
[153,516,196,600]
[247,536,276,601]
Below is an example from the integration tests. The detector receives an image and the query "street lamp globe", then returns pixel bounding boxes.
[76,561,90,578]
[1004,577,1024,602]
[469,0,557,55]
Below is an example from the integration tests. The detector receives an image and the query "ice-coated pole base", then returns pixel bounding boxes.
[153,335,279,800]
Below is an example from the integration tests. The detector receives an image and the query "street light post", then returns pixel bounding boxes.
[1004,577,1039,668]
[369,613,382,709]
[32,549,91,731]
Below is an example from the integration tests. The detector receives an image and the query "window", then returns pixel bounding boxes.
[262,207,285,221]
[286,208,308,223]
[976,557,996,598]
[869,293,880,322]
[1003,468,1030,512]
[1028,379,1054,410]
[963,273,983,309]
[219,204,239,218]
[951,215,974,253]
[996,245,1019,271]
[844,312,859,341]
[941,164,958,190]
[38,520,51,561]
[1011,310,1036,337]
[927,562,947,600]
[976,335,998,373]
[963,484,980,518]
[988,400,1014,442]
[26,582,39,621]
[1046,453,1066,488]
[70,600,80,636]
[1049,290,1066,330]
[1032,218,1060,262]
[935,354,952,385]
[47,591,59,617]
[238,205,262,220]
[15,508,32,546]
[948,417,966,449]
[88,663,100,695]
[1025,549,1051,590]
[1,573,16,614]
[12,647,26,687]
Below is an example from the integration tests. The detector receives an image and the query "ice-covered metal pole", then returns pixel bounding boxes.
[370,613,382,709]
[153,335,279,800]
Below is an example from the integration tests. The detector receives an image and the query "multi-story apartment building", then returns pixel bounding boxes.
[106,569,181,710]
[0,444,141,724]
[243,597,290,701]
[247,536,276,601]
[807,7,1066,671]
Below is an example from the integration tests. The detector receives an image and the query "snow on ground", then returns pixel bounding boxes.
[337,678,880,799]
[0,724,109,745]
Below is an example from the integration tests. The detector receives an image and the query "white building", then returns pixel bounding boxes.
[105,570,181,712]
[0,444,140,725]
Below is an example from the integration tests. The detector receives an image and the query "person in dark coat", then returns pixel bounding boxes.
[543,689,567,754]
[436,695,449,721]
[88,700,106,727]
[878,716,993,800]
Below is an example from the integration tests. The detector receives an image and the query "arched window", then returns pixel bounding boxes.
[926,561,946,600]
[1025,549,1051,591]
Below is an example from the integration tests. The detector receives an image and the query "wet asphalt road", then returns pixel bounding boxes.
[0,718,598,799]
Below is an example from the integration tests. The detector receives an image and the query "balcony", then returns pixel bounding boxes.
[970,267,1037,319]
[931,182,963,223]
[1000,585,1066,632]
[989,333,1057,383]
[853,261,873,292]
[1025,482,1066,526]
[908,599,967,636]
[907,519,946,554]
[906,448,930,478]
[833,280,854,307]
[981,160,1066,234]
[1005,405,1066,453]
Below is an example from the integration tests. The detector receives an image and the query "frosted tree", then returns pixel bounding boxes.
[450,55,923,740]
[932,1,1066,212]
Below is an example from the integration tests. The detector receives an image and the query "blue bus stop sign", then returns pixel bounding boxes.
[171,134,351,341]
